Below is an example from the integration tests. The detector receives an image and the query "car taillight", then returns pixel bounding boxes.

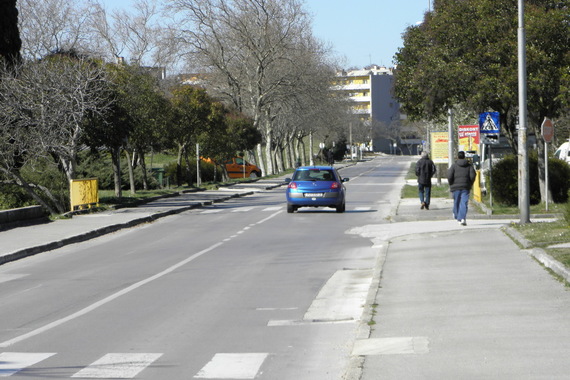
[288,182,298,189]
[331,182,340,189]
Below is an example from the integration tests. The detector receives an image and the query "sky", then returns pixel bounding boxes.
[100,0,431,69]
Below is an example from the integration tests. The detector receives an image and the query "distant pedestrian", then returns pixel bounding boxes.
[327,149,334,165]
[447,151,476,226]
[415,151,437,210]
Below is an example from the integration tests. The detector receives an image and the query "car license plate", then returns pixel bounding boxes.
[305,193,323,198]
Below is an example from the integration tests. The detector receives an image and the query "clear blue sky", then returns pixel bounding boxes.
[101,0,431,69]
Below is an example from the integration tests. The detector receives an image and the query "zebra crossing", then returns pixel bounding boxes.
[0,351,268,379]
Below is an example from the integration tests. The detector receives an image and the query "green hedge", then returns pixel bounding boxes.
[489,154,570,206]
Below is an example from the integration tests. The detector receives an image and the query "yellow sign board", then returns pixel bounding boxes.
[430,132,449,164]
[70,178,99,211]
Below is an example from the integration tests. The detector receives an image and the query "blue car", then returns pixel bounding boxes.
[285,166,349,213]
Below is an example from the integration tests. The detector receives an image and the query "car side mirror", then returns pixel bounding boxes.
[342,178,349,182]
[285,178,292,183]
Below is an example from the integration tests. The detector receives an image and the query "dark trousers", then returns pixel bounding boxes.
[418,184,432,205]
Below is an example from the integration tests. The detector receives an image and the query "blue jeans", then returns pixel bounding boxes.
[452,189,470,221]
[418,184,432,205]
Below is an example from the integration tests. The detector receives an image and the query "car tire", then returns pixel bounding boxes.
[287,204,295,213]
[336,202,345,213]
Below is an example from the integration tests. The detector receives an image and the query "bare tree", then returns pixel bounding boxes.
[166,0,326,175]
[88,0,180,70]
[18,0,95,60]
[0,55,113,213]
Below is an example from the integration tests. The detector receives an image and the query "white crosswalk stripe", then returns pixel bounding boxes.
[71,353,162,378]
[0,352,55,377]
[232,207,255,212]
[262,206,282,211]
[200,209,222,214]
[194,353,268,379]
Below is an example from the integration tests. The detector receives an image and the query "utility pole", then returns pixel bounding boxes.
[448,108,454,168]
[518,0,530,223]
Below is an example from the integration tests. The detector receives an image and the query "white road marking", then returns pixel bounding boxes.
[0,352,55,377]
[304,269,373,322]
[0,210,282,348]
[232,207,255,212]
[194,353,268,379]
[71,353,162,378]
[262,206,282,211]
[200,209,222,214]
[354,207,371,211]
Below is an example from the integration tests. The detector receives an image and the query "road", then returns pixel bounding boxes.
[0,156,410,379]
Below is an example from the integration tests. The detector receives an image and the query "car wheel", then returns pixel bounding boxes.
[336,202,345,213]
[249,171,258,178]
[287,204,295,213]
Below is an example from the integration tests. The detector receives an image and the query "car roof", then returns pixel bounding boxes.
[295,166,334,170]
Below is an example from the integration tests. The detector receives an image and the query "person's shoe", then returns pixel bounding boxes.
[421,202,425,210]
[460,219,467,226]
[425,204,429,210]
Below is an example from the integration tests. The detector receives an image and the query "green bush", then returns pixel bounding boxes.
[164,159,222,187]
[489,153,570,206]
[0,184,35,210]
[548,157,570,203]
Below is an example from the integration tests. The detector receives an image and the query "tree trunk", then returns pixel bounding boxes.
[176,143,186,187]
[111,146,122,198]
[309,131,315,166]
[124,149,136,195]
[138,149,149,190]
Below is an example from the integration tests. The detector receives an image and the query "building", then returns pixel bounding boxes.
[334,66,419,154]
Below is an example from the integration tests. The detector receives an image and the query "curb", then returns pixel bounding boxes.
[0,191,256,266]
[503,226,570,284]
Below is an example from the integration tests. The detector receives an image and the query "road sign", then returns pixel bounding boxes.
[479,112,500,134]
[541,117,554,143]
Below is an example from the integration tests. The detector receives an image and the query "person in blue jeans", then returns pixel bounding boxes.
[415,151,437,210]
[447,151,476,225]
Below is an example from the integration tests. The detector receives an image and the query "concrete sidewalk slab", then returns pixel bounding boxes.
[356,228,570,379]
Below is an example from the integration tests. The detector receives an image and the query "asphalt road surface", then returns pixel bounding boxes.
[0,156,410,379]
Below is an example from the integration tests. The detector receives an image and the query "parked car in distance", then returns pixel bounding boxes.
[554,142,570,164]
[224,157,262,178]
[285,166,349,213]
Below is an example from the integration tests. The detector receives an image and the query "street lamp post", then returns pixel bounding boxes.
[518,0,530,223]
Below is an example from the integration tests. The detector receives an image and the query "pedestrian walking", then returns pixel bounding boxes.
[447,151,476,226]
[415,151,437,210]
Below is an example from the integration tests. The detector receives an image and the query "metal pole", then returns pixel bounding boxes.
[518,0,530,223]
[196,143,201,187]
[448,108,454,169]
[544,141,549,211]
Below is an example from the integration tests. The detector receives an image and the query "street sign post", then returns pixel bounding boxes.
[479,112,500,144]
[542,117,554,210]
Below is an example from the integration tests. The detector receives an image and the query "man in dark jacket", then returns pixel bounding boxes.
[447,151,476,225]
[415,151,437,210]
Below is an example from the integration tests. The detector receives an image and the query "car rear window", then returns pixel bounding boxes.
[294,169,335,181]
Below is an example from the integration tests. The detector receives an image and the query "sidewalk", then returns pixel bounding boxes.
[352,197,570,379]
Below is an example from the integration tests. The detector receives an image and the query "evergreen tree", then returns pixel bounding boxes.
[0,0,22,67]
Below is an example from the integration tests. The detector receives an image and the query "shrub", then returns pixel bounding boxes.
[548,158,570,203]
[489,153,570,206]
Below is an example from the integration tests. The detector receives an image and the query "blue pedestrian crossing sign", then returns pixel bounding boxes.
[479,111,500,144]
[479,112,500,134]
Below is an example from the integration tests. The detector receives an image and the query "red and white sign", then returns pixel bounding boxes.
[541,118,554,143]
[458,125,480,152]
